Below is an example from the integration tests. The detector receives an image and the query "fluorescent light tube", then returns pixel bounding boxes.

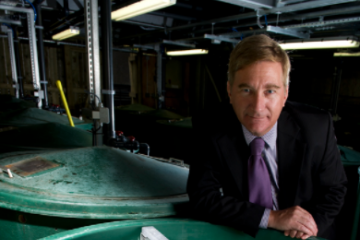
[166,49,209,56]
[334,52,360,57]
[52,27,80,41]
[279,39,360,50]
[112,0,176,21]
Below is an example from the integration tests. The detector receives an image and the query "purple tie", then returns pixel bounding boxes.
[248,137,273,209]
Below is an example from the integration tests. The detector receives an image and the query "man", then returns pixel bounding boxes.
[187,34,347,240]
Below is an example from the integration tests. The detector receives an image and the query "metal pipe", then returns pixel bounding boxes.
[35,2,49,108]
[0,35,137,53]
[13,27,24,98]
[101,0,116,143]
[155,44,163,109]
[0,5,42,108]
[330,61,343,115]
[7,29,19,98]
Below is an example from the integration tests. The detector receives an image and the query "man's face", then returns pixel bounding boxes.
[227,61,288,136]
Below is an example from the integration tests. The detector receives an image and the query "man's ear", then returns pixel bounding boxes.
[227,81,232,104]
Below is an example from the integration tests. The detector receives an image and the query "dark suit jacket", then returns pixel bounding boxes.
[187,101,347,239]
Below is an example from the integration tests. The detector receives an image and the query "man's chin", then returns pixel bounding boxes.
[245,125,269,137]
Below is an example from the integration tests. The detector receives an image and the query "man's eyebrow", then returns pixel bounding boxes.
[265,84,281,89]
[237,83,251,88]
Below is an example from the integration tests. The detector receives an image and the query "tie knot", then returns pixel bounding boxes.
[250,137,265,156]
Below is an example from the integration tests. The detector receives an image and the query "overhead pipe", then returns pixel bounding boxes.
[119,3,360,41]
[101,0,116,144]
[34,0,49,108]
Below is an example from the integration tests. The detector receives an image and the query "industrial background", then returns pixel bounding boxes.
[0,0,360,240]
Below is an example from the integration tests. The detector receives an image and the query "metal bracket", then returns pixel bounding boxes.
[256,10,264,29]
[40,80,48,84]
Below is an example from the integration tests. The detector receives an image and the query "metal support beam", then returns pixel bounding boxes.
[204,34,240,44]
[0,5,42,108]
[260,0,357,15]
[26,10,41,108]
[7,29,19,98]
[162,39,196,48]
[330,61,343,116]
[284,17,360,29]
[155,44,164,109]
[169,0,356,32]
[84,0,101,108]
[217,0,275,10]
[100,0,116,143]
[0,18,21,26]
[14,27,24,98]
[221,25,310,38]
[35,3,49,108]
[84,0,103,146]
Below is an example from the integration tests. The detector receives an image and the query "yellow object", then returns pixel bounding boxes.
[56,80,75,127]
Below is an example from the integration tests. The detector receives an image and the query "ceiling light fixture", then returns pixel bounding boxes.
[52,27,80,41]
[166,49,208,56]
[112,0,176,21]
[334,52,360,57]
[279,37,360,50]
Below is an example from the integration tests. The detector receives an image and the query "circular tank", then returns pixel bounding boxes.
[114,104,185,159]
[0,146,189,239]
[0,95,92,130]
[148,118,193,162]
[39,218,327,240]
[0,123,92,153]
[0,95,93,153]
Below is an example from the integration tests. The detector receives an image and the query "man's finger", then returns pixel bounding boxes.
[295,231,304,239]
[284,230,290,236]
[295,222,316,237]
[296,216,318,236]
[294,206,318,235]
[301,234,311,240]
[290,230,297,238]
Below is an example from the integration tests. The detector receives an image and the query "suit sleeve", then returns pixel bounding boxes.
[187,113,265,237]
[310,112,347,236]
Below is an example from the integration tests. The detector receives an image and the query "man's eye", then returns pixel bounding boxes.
[267,89,275,94]
[242,89,250,93]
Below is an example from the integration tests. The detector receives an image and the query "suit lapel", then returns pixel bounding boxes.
[277,107,307,209]
[217,121,249,199]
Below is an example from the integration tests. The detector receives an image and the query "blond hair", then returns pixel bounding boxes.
[228,34,290,86]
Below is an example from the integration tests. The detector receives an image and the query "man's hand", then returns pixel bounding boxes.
[284,230,311,239]
[268,206,318,239]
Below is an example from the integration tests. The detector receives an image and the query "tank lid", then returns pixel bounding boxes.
[0,146,189,219]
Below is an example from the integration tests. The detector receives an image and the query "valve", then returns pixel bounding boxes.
[112,131,150,155]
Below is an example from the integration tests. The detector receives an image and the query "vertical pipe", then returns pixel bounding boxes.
[35,2,49,108]
[155,44,163,109]
[161,49,166,108]
[7,29,19,98]
[331,60,343,116]
[14,27,24,98]
[100,0,116,143]
[85,0,102,146]
[26,10,42,108]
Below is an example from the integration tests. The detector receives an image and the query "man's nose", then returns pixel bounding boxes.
[252,92,265,112]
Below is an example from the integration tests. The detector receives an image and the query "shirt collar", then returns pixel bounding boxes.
[242,122,277,150]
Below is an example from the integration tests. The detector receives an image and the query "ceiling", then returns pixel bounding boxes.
[1,0,360,51]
